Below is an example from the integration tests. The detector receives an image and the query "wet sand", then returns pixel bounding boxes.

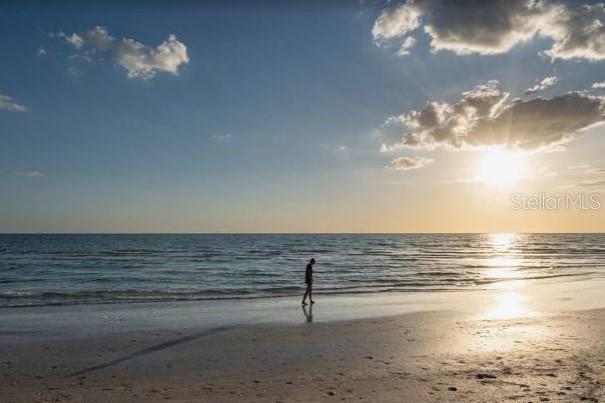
[2,279,605,402]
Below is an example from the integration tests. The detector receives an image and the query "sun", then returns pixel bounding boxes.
[478,149,526,187]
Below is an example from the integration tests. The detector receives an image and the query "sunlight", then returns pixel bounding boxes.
[484,256,524,282]
[484,233,524,283]
[485,266,520,280]
[478,149,526,187]
[482,290,533,320]
[487,233,518,249]
[481,232,532,319]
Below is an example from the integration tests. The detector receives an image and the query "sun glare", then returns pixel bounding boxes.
[478,149,526,187]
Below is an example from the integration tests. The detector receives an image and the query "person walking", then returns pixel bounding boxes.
[301,258,316,305]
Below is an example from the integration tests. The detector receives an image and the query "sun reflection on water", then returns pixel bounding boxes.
[488,233,518,249]
[480,233,533,320]
[484,233,524,282]
[485,258,524,280]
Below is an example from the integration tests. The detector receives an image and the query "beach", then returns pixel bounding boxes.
[4,0,605,400]
[2,278,604,402]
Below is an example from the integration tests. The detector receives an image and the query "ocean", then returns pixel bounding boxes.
[1,233,604,308]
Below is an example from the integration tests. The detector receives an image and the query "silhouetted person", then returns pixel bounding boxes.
[302,258,315,305]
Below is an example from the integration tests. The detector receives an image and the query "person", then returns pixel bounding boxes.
[301,258,316,305]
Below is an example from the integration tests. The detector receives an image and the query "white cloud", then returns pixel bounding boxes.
[54,26,189,79]
[372,0,605,60]
[60,27,113,50]
[82,26,114,49]
[64,33,84,49]
[15,171,45,178]
[389,156,434,170]
[379,143,397,152]
[0,94,27,112]
[212,133,232,141]
[593,81,605,89]
[372,2,422,41]
[397,36,417,56]
[379,81,605,152]
[525,76,559,95]
[115,35,189,79]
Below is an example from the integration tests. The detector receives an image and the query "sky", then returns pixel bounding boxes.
[1,0,605,233]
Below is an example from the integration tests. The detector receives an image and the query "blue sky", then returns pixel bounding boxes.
[1,1,605,232]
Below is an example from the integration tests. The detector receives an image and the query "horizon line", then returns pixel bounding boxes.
[1,232,605,235]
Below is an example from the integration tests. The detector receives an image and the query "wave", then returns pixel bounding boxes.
[0,270,596,308]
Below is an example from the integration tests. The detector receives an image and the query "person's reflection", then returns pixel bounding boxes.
[301,303,313,323]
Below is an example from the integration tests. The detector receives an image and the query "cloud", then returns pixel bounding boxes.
[0,94,27,112]
[212,133,232,141]
[372,2,422,41]
[63,32,84,49]
[397,36,417,56]
[81,26,114,49]
[15,171,45,178]
[579,178,605,187]
[544,3,605,61]
[567,164,605,188]
[380,143,397,152]
[115,35,189,79]
[372,0,605,60]
[54,26,189,79]
[379,81,605,152]
[525,76,558,95]
[593,81,605,89]
[584,166,605,175]
[60,26,113,50]
[389,156,434,170]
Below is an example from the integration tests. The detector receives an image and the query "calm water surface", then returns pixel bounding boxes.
[1,234,604,307]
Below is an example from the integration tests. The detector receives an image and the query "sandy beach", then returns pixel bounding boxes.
[2,279,605,402]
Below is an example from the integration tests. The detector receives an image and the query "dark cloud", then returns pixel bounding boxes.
[373,0,605,60]
[381,81,605,151]
[389,156,434,170]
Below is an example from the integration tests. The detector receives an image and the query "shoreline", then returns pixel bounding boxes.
[1,269,598,310]
[2,276,604,324]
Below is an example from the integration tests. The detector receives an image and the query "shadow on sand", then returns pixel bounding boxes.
[69,324,238,377]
